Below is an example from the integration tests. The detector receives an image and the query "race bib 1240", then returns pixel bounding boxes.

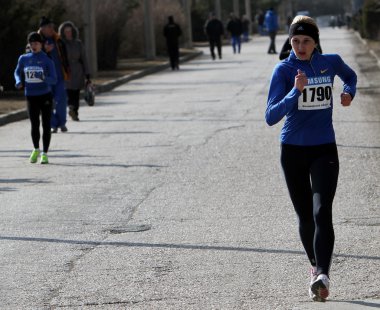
[24,66,44,84]
[298,82,332,110]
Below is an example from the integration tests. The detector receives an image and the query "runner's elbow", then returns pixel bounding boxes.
[265,111,277,126]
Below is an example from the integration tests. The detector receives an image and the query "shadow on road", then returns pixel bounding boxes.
[0,235,379,261]
[331,299,380,308]
[66,131,158,135]
[337,144,380,149]
[0,178,50,184]
[50,163,167,169]
[0,178,51,193]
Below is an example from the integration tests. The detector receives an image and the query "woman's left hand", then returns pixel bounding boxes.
[341,92,352,106]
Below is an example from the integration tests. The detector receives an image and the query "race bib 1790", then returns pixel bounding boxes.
[298,79,333,110]
[24,66,44,83]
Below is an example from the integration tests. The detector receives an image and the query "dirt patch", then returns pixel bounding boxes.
[0,98,26,115]
[367,40,380,53]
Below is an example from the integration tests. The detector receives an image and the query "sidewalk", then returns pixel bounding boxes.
[0,48,202,126]
[354,32,380,67]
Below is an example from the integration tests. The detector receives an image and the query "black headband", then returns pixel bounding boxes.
[289,22,319,44]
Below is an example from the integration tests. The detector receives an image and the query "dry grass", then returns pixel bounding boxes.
[367,39,380,53]
[0,98,25,115]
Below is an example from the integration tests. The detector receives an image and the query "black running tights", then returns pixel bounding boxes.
[281,143,339,276]
[26,93,53,153]
[67,89,80,113]
[209,38,222,59]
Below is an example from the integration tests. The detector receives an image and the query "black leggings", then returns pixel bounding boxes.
[209,37,222,59]
[268,31,277,53]
[67,89,80,113]
[281,143,339,276]
[27,93,53,153]
[167,44,179,70]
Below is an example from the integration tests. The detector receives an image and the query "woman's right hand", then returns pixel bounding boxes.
[294,69,308,92]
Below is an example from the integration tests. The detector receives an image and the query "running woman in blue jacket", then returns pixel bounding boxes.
[266,16,357,302]
[14,32,57,164]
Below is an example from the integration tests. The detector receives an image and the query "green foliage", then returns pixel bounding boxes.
[95,0,131,69]
[362,0,380,39]
[0,0,35,90]
[363,0,380,11]
[191,0,214,41]
[0,0,140,88]
[0,0,69,90]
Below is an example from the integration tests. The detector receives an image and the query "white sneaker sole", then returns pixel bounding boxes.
[311,279,329,301]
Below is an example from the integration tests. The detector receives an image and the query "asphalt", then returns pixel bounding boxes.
[0,50,202,127]
[1,34,380,127]
[0,29,379,309]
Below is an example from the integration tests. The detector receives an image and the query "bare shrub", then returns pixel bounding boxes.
[120,0,186,58]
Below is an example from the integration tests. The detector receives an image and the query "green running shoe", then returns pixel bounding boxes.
[29,149,40,163]
[40,153,49,164]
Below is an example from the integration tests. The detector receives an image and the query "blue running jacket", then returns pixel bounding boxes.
[266,49,357,145]
[14,51,57,96]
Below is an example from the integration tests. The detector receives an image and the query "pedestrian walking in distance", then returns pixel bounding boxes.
[265,15,357,302]
[59,21,91,122]
[256,10,265,36]
[226,13,243,54]
[204,12,224,60]
[14,32,57,164]
[241,15,250,42]
[264,8,279,54]
[38,16,70,133]
[163,16,182,70]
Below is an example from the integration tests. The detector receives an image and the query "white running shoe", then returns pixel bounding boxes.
[310,273,330,302]
[308,267,320,301]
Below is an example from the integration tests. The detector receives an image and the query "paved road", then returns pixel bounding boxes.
[0,28,379,309]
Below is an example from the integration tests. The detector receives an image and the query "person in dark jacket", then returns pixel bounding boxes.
[257,11,265,35]
[38,16,70,133]
[205,12,224,60]
[242,15,250,42]
[163,16,182,70]
[59,21,91,121]
[226,13,243,54]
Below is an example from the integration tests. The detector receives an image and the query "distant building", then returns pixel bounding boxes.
[296,10,310,17]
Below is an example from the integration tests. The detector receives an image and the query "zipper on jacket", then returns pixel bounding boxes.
[309,54,317,76]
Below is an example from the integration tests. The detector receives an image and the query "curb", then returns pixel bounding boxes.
[0,109,29,127]
[0,50,203,127]
[95,50,203,93]
[354,31,380,68]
